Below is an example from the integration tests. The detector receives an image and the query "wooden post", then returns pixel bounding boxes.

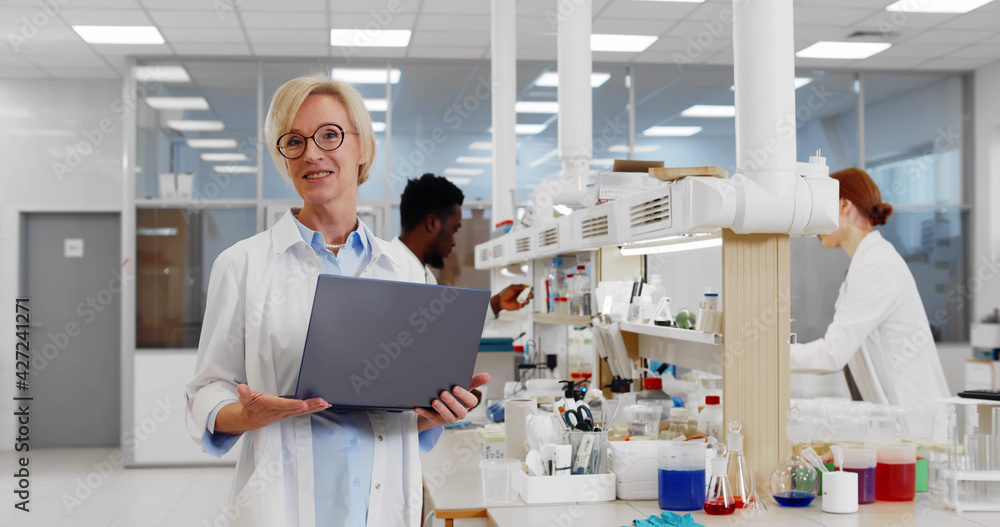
[721,229,791,491]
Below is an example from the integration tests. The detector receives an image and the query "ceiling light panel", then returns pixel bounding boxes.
[331,68,401,84]
[796,41,891,60]
[330,29,411,47]
[515,101,559,114]
[885,0,994,13]
[73,25,165,45]
[187,139,238,149]
[146,97,209,110]
[680,105,736,118]
[167,120,224,131]
[591,34,658,52]
[200,153,247,162]
[534,72,612,88]
[134,65,189,83]
[642,126,703,136]
[443,168,484,176]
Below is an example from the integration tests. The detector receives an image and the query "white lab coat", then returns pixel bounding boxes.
[390,236,437,285]
[185,208,426,527]
[790,231,950,414]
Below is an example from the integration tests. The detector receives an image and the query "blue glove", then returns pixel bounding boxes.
[659,511,701,526]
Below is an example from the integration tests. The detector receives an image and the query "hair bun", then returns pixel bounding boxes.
[871,203,893,226]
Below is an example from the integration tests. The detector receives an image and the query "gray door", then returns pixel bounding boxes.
[22,213,120,447]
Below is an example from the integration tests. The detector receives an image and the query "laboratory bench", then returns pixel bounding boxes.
[421,430,1000,527]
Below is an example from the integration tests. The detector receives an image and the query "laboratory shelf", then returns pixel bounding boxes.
[532,312,591,326]
[619,322,722,346]
[497,310,528,323]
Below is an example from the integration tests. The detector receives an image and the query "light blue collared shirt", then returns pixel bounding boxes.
[201,215,441,526]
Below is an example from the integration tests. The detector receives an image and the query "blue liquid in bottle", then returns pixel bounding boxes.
[772,491,815,507]
[658,468,706,511]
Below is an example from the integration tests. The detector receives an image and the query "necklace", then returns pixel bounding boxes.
[323,218,359,250]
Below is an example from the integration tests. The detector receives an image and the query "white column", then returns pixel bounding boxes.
[491,0,516,225]
[557,0,593,204]
[732,0,796,192]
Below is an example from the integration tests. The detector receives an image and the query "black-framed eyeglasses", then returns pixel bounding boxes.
[276,123,359,159]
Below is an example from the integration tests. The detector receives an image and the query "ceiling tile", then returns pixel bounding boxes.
[685,1,738,22]
[632,50,686,65]
[148,9,241,28]
[59,8,153,25]
[599,0,700,21]
[937,10,1000,30]
[794,24,859,41]
[854,56,928,70]
[409,30,489,47]
[517,0,558,17]
[140,0,216,9]
[242,11,328,28]
[794,6,876,26]
[874,42,962,58]
[916,56,996,71]
[795,0,895,7]
[329,13,417,30]
[794,57,856,69]
[902,28,996,45]
[328,0,419,14]
[517,16,556,34]
[516,33,556,49]
[253,44,330,57]
[37,64,119,79]
[88,43,174,55]
[416,14,489,32]
[0,63,47,77]
[851,11,957,33]
[981,33,1000,45]
[171,42,251,55]
[517,47,557,61]
[593,50,638,63]
[238,0,324,10]
[25,53,106,68]
[407,46,486,59]
[3,39,93,54]
[246,28,327,45]
[592,18,673,36]
[946,44,1000,59]
[159,27,247,44]
[421,0,491,16]
[44,0,142,6]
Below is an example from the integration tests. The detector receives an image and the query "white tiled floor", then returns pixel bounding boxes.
[0,448,233,527]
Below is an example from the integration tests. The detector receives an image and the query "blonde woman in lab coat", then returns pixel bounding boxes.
[185,75,487,527]
[791,167,950,416]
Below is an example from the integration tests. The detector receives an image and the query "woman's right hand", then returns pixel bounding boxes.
[215,384,331,435]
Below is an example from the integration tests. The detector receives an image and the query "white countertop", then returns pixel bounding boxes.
[421,430,1000,527]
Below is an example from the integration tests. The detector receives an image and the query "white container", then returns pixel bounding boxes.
[479,427,505,460]
[698,395,723,440]
[609,440,660,500]
[176,172,194,199]
[158,173,177,199]
[822,471,859,514]
[513,469,616,504]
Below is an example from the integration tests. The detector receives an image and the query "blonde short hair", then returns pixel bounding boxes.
[265,74,377,185]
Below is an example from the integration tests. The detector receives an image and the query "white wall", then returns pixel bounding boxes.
[0,79,125,450]
[973,60,1000,322]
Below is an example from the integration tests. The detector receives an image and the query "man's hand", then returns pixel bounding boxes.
[490,284,532,316]
[414,373,490,431]
[215,384,331,435]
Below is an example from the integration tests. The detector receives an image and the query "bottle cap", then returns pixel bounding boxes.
[705,395,721,405]
[727,420,744,452]
[643,377,662,390]
[567,274,575,278]
[514,345,524,352]
[553,258,563,266]
[577,265,585,270]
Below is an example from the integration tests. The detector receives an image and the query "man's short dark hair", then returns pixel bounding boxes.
[400,173,465,233]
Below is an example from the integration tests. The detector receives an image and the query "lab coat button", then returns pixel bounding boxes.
[378,435,384,441]
[353,478,361,487]
[375,483,382,490]
[350,438,357,446]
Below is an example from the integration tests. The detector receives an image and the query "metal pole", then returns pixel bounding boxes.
[628,66,636,160]
[491,0,517,225]
[857,72,865,168]
[557,0,593,203]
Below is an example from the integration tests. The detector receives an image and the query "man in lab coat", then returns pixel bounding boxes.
[391,173,529,317]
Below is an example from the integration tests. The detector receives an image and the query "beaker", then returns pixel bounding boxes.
[876,444,916,501]
[841,445,877,504]
[658,441,706,511]
[626,404,662,440]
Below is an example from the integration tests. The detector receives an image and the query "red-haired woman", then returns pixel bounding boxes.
[790,168,949,417]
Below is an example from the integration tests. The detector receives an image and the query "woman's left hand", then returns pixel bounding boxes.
[415,372,490,431]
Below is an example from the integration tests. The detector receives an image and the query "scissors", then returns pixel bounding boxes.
[563,404,595,431]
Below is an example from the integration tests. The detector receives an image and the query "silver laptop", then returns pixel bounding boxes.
[293,274,491,411]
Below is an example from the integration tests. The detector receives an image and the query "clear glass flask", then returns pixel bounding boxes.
[705,443,736,515]
[727,420,753,508]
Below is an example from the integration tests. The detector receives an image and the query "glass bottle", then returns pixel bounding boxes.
[727,420,753,508]
[705,443,735,515]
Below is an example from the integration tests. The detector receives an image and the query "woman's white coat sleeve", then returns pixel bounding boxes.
[790,260,897,374]
[184,256,247,449]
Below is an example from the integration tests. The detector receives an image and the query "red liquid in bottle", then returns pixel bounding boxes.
[704,499,735,515]
[875,462,915,501]
[733,497,745,509]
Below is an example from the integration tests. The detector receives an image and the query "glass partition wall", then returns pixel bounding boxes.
[131,58,970,349]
